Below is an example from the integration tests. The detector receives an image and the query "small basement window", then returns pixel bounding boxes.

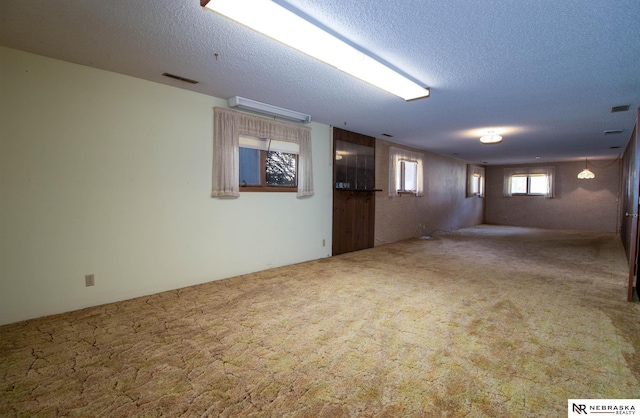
[239,136,298,192]
[510,173,548,195]
[397,160,418,193]
[389,146,423,197]
[467,164,485,197]
[503,166,555,198]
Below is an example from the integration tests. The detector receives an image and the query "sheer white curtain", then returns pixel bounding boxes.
[466,164,485,198]
[502,167,521,197]
[212,108,240,197]
[211,107,313,198]
[531,166,555,198]
[502,166,555,198]
[388,146,424,197]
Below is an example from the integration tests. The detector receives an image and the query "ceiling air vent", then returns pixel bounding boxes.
[162,73,199,84]
[611,105,630,113]
[381,133,394,138]
[604,130,623,135]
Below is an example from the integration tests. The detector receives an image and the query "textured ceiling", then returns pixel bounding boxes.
[1,0,639,164]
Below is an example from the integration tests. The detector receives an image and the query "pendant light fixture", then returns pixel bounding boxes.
[577,158,595,179]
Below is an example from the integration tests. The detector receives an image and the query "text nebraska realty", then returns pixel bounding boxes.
[577,404,636,414]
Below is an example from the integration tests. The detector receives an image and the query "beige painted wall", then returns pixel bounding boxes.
[485,160,620,232]
[0,47,333,325]
[375,140,484,245]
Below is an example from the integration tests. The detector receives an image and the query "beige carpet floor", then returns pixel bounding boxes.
[1,225,639,417]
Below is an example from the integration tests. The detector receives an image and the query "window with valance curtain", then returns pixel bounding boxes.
[503,166,555,198]
[389,146,424,197]
[211,107,313,198]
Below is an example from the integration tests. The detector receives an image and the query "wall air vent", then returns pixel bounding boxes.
[162,73,199,84]
[611,105,630,113]
[604,130,623,135]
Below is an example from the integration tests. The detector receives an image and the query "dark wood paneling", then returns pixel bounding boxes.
[332,128,376,256]
[332,190,376,255]
[333,127,376,148]
[621,123,638,259]
[622,112,639,301]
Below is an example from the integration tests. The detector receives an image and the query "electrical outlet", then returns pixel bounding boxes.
[322,239,326,247]
[85,274,95,287]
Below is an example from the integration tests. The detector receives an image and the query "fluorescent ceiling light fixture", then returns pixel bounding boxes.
[202,0,429,101]
[228,96,311,123]
[479,131,503,144]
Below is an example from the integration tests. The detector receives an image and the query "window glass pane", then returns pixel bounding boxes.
[266,151,297,187]
[511,175,527,194]
[403,161,418,191]
[529,174,547,194]
[239,147,260,186]
[472,174,480,194]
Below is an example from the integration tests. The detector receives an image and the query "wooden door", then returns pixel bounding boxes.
[332,128,377,255]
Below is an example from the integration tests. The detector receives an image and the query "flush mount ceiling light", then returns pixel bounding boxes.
[577,158,595,179]
[201,0,430,101]
[479,131,503,144]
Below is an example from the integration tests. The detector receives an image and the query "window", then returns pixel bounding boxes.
[211,107,313,198]
[510,174,547,195]
[503,167,555,198]
[472,174,482,194]
[389,146,424,197]
[466,164,485,197]
[239,136,298,192]
[267,151,297,187]
[397,160,418,193]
